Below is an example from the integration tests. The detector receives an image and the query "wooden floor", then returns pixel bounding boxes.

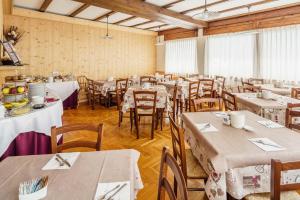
[63,103,173,200]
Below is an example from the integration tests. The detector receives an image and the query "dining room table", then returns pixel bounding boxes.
[254,83,294,96]
[0,149,143,200]
[182,110,300,200]
[234,92,300,125]
[0,98,63,161]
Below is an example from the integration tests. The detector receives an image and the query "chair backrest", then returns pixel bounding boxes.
[133,90,157,114]
[193,98,222,112]
[140,76,156,85]
[77,75,87,91]
[170,84,178,119]
[188,73,199,78]
[116,78,128,97]
[222,91,237,111]
[116,88,123,111]
[271,159,300,200]
[291,88,300,99]
[285,103,300,130]
[179,76,189,82]
[241,81,260,93]
[199,79,214,97]
[168,113,188,180]
[189,80,200,100]
[157,147,188,200]
[216,76,226,89]
[86,78,94,91]
[249,78,264,84]
[164,74,173,81]
[51,123,104,153]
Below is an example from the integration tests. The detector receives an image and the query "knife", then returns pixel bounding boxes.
[106,183,127,200]
[56,154,71,167]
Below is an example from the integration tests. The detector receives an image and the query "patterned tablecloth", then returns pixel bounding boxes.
[234,92,300,125]
[182,111,300,200]
[122,85,169,113]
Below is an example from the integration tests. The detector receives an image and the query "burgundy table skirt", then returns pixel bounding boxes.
[0,132,61,161]
[63,90,78,109]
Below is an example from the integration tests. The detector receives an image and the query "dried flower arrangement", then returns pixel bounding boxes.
[4,26,24,45]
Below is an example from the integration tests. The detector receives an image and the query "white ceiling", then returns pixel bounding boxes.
[13,0,300,32]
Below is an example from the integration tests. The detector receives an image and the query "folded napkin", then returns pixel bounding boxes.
[249,138,285,152]
[257,120,284,128]
[94,181,130,200]
[196,123,218,133]
[42,152,80,170]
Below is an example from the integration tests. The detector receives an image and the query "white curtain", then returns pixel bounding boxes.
[205,33,256,78]
[165,38,198,74]
[259,25,300,81]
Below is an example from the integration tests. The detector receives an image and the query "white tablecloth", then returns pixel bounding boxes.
[46,81,79,101]
[0,100,63,156]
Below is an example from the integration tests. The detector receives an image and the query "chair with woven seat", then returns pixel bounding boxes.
[185,80,200,112]
[291,88,300,99]
[222,91,237,111]
[199,79,214,98]
[133,90,157,139]
[193,98,222,112]
[169,113,208,197]
[245,159,300,200]
[285,103,300,131]
[51,123,104,153]
[157,147,188,200]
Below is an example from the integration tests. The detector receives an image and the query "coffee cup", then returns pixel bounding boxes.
[230,112,246,129]
[262,90,272,99]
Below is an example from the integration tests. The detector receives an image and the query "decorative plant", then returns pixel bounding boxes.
[4,26,24,45]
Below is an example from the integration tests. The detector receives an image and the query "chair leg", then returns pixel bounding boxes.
[151,114,155,139]
[118,111,122,127]
[134,111,139,139]
[180,101,183,114]
[92,96,95,110]
[130,109,133,131]
[155,110,159,130]
[160,109,163,131]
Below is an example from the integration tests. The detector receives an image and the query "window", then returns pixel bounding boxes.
[259,25,300,81]
[165,38,198,74]
[205,33,256,78]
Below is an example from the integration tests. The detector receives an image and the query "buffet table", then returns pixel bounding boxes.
[45,81,79,109]
[0,99,63,160]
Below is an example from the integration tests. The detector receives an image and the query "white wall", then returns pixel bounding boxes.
[156,28,206,74]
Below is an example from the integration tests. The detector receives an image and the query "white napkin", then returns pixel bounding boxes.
[42,152,80,170]
[94,181,130,200]
[196,123,218,133]
[257,120,284,128]
[249,138,285,152]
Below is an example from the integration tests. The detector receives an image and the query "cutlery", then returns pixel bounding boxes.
[200,123,210,131]
[98,184,120,200]
[106,183,127,200]
[55,157,64,166]
[255,140,282,148]
[56,154,71,167]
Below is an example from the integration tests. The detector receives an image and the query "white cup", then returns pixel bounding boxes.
[230,112,246,129]
[262,90,272,99]
[31,96,44,105]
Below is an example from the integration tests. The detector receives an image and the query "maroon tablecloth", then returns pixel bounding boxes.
[63,90,78,109]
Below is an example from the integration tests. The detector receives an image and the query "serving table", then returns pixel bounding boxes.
[45,81,79,109]
[234,92,300,125]
[182,111,300,200]
[0,99,63,160]
[0,150,143,200]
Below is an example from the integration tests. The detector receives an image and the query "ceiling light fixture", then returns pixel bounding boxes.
[192,0,220,20]
[103,15,112,39]
[155,26,164,46]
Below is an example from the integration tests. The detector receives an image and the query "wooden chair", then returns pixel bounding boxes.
[188,73,199,78]
[285,103,300,130]
[245,159,300,200]
[164,74,173,81]
[193,98,222,112]
[86,78,104,109]
[108,78,129,107]
[249,78,264,84]
[222,91,237,111]
[116,88,133,129]
[157,147,188,200]
[291,88,300,99]
[51,123,104,153]
[133,91,157,139]
[183,81,199,112]
[168,113,207,198]
[140,76,156,85]
[199,79,214,98]
[242,81,260,93]
[215,75,226,89]
[77,75,87,107]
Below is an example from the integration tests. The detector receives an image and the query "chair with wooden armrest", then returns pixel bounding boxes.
[51,123,104,153]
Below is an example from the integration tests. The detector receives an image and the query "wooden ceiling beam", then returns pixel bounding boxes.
[93,11,116,21]
[114,16,137,25]
[163,0,184,9]
[39,0,53,12]
[181,0,228,14]
[130,20,153,27]
[72,0,207,29]
[69,4,90,17]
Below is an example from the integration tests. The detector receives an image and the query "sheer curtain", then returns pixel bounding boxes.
[205,33,257,78]
[165,38,198,74]
[259,25,300,81]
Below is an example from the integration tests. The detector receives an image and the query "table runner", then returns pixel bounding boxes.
[0,150,143,200]
[182,111,300,199]
[0,100,63,157]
